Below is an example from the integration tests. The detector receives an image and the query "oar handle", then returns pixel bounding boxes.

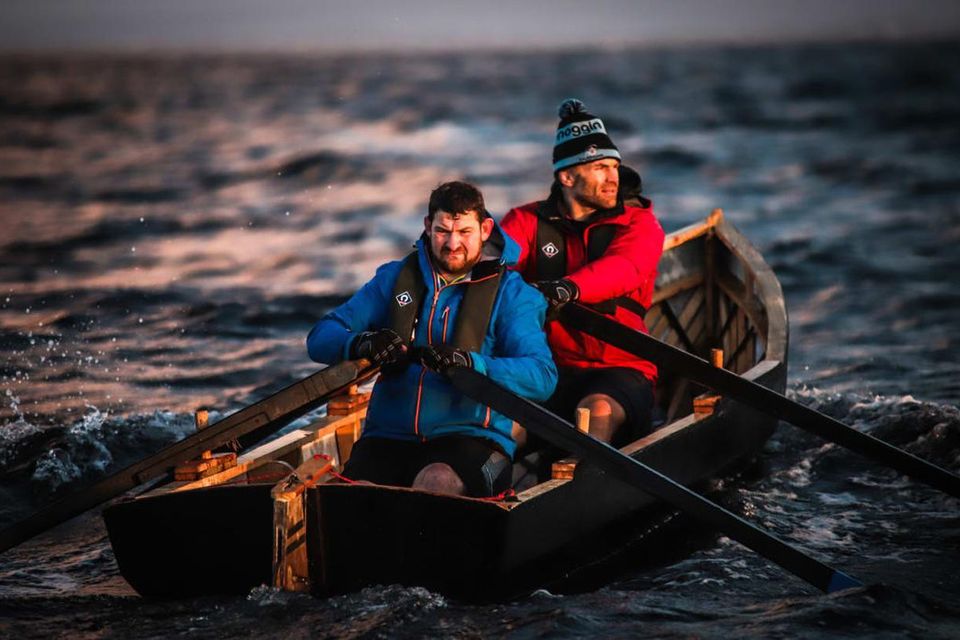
[561,303,960,500]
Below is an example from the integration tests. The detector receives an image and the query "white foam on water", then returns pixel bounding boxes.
[778,457,814,488]
[31,406,111,493]
[816,491,861,506]
[28,407,199,494]
[0,390,44,468]
[789,514,859,551]
[247,584,303,606]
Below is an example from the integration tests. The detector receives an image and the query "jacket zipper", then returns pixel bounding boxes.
[440,306,450,343]
[414,282,442,439]
[413,263,500,439]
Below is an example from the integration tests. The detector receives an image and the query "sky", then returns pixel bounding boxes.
[2,0,959,52]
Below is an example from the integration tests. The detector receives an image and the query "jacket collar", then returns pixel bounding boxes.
[537,188,627,232]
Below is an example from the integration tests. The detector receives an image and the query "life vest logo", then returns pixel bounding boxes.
[541,242,559,258]
[395,291,413,307]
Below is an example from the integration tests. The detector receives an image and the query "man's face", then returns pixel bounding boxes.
[424,210,494,279]
[559,158,620,211]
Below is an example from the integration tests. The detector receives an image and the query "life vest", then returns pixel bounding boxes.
[534,203,648,318]
[389,251,502,352]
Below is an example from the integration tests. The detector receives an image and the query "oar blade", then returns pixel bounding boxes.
[828,570,863,594]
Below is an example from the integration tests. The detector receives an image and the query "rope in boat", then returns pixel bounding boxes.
[308,453,360,484]
[309,452,517,500]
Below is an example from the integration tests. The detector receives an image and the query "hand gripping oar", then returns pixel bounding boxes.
[560,302,960,500]
[0,359,376,555]
[446,366,861,593]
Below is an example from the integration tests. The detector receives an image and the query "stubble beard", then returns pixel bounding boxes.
[574,189,618,213]
[568,171,619,213]
[436,247,479,279]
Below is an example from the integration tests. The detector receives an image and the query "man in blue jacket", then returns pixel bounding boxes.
[307,181,557,497]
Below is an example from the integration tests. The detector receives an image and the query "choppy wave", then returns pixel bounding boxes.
[0,406,199,525]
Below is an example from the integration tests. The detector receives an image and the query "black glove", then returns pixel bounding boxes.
[535,278,579,308]
[417,344,473,374]
[349,329,406,366]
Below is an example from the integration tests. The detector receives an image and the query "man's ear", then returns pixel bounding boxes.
[480,217,494,242]
[557,168,575,188]
[423,216,431,234]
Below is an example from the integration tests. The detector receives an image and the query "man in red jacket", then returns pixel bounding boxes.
[501,99,665,447]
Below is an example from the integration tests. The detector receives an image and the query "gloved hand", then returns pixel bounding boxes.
[417,344,473,374]
[349,328,406,366]
[535,278,579,308]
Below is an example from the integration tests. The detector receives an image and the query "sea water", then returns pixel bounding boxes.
[1,42,958,638]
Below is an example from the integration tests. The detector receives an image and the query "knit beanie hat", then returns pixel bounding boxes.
[552,98,621,172]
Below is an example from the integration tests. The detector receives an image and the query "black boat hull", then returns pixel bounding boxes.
[103,484,275,597]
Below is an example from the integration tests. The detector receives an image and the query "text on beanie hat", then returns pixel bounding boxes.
[552,98,621,172]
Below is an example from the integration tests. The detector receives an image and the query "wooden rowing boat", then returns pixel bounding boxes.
[103,209,788,598]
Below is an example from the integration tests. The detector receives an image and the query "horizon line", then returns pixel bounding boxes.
[2,31,958,57]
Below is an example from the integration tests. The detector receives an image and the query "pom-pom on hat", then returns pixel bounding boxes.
[552,98,621,172]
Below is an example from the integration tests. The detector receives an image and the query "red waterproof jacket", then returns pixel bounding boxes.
[501,197,665,382]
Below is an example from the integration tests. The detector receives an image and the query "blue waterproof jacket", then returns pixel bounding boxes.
[306,222,557,458]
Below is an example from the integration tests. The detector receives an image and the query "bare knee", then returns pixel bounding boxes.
[412,462,466,496]
[511,421,528,450]
[578,393,626,443]
[578,393,625,422]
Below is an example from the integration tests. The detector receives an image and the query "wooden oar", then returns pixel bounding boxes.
[0,359,375,554]
[561,302,960,499]
[447,366,861,593]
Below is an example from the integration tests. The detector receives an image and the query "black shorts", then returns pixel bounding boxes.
[545,367,655,447]
[341,435,512,498]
